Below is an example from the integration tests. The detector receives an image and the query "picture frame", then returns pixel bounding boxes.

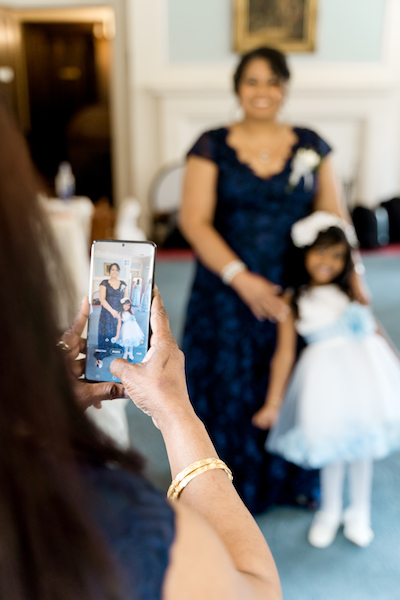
[104,262,113,275]
[234,0,318,54]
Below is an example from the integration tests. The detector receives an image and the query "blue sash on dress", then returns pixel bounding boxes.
[304,303,376,345]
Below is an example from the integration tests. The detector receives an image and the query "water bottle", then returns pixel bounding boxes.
[55,161,75,200]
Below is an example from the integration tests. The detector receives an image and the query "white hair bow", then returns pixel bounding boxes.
[291,211,358,248]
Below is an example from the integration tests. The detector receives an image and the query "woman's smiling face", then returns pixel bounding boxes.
[109,265,120,279]
[237,58,285,121]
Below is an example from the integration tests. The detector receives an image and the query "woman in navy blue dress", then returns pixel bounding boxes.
[180,48,367,514]
[98,262,128,350]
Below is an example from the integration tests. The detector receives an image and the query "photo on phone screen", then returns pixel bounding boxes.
[85,240,156,383]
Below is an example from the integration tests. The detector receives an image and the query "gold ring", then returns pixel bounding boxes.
[57,340,71,353]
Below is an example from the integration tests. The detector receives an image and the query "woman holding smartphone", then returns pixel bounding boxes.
[0,99,282,600]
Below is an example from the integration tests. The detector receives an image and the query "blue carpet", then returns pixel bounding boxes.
[127,252,400,599]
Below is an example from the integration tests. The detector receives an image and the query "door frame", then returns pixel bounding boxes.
[10,1,130,207]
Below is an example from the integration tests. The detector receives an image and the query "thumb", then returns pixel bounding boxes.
[110,357,138,383]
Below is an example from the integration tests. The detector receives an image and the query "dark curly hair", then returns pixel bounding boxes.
[233,46,290,93]
[284,226,354,316]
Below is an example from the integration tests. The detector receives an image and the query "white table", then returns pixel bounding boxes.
[42,196,130,447]
[42,196,94,308]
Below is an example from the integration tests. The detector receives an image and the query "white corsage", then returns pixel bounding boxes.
[288,147,321,191]
[291,211,359,248]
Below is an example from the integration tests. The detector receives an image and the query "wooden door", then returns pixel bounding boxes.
[23,22,98,183]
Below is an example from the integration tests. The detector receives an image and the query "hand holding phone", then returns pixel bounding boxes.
[61,297,125,408]
[85,240,156,383]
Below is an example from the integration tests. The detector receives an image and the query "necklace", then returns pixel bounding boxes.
[259,149,270,164]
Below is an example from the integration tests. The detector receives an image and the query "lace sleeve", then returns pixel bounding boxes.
[187,130,219,164]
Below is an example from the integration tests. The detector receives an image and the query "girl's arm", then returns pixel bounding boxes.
[252,300,297,430]
[179,156,287,322]
[99,284,119,318]
[313,156,349,220]
[115,314,121,340]
[375,318,400,360]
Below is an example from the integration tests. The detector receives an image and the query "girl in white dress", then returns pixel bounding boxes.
[252,211,400,548]
[116,298,144,361]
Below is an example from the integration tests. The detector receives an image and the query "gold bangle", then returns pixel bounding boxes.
[167,458,233,500]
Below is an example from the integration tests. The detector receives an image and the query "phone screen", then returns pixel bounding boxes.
[85,239,156,383]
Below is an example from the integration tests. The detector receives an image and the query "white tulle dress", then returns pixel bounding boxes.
[119,312,144,347]
[266,285,400,469]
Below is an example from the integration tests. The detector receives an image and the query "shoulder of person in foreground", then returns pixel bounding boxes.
[163,501,282,600]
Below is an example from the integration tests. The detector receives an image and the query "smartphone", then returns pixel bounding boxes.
[85,239,157,383]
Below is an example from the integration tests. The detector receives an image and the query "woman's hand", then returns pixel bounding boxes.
[110,308,119,319]
[230,270,289,322]
[110,287,193,429]
[252,404,280,430]
[61,297,125,410]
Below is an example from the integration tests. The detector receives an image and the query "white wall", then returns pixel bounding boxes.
[2,0,400,230]
[168,0,385,63]
[129,0,400,230]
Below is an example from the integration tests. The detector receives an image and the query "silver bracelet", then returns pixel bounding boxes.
[220,260,247,285]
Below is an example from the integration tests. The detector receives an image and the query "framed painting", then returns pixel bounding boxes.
[104,263,113,275]
[234,0,318,53]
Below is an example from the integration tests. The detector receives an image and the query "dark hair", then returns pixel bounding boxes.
[120,298,133,314]
[108,262,120,273]
[233,46,290,93]
[0,98,143,599]
[285,226,354,316]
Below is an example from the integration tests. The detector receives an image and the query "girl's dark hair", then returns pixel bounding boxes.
[108,262,120,273]
[285,226,354,316]
[0,99,143,600]
[120,298,133,314]
[233,46,290,93]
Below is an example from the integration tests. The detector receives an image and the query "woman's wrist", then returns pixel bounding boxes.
[266,395,282,408]
[154,400,198,431]
[159,410,220,481]
[220,260,248,285]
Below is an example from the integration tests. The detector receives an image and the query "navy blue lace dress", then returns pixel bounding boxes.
[98,279,127,349]
[86,464,175,600]
[182,127,332,514]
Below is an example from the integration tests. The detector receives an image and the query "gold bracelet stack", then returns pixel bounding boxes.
[167,458,233,500]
